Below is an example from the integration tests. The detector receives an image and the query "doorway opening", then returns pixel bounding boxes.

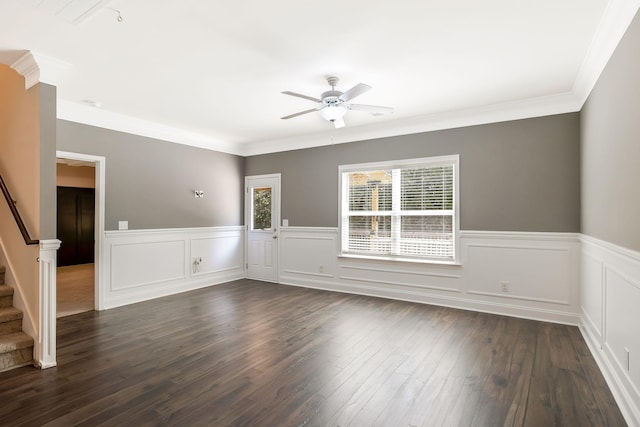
[56,160,95,317]
[55,151,106,318]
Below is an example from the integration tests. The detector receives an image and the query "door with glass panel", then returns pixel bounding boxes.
[245,174,281,282]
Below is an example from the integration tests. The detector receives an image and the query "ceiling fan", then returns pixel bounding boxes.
[280,76,393,129]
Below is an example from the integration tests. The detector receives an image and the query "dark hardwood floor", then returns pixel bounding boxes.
[0,279,626,426]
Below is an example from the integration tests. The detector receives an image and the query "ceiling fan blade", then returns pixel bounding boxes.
[333,118,346,129]
[339,83,372,102]
[280,108,318,120]
[348,104,394,116]
[281,91,321,103]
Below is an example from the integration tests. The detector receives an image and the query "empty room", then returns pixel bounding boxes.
[0,0,639,425]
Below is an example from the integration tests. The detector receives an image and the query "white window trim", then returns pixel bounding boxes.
[338,154,460,265]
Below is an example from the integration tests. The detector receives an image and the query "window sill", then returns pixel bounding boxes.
[338,253,461,267]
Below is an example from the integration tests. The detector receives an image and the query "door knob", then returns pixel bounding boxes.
[273,235,278,239]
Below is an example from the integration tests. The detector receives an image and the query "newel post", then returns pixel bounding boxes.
[37,239,61,368]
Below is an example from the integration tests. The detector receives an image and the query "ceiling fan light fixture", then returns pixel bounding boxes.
[281,76,392,128]
[319,105,347,122]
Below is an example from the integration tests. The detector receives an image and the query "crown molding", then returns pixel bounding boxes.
[238,91,582,156]
[35,52,72,86]
[10,52,40,89]
[10,51,71,90]
[57,100,243,156]
[572,0,640,106]
[45,0,640,157]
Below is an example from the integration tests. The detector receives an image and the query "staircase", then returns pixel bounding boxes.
[0,266,34,372]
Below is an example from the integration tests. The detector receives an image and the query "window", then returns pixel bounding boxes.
[339,155,459,263]
[252,187,272,230]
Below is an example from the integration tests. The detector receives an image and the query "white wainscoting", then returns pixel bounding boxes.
[580,234,640,426]
[278,228,581,325]
[102,226,244,309]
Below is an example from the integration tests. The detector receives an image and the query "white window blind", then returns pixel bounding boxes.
[340,155,459,263]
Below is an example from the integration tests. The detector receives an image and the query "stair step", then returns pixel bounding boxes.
[0,332,33,371]
[0,266,5,285]
[0,332,33,354]
[0,307,23,334]
[0,285,13,308]
[0,307,22,322]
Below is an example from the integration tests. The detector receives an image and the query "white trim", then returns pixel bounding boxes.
[53,88,581,157]
[57,100,242,156]
[339,263,461,279]
[581,324,640,427]
[240,92,582,156]
[338,155,460,263]
[337,274,463,293]
[10,52,40,90]
[579,233,640,427]
[581,233,640,264]
[104,225,244,236]
[7,1,634,156]
[338,154,459,172]
[460,230,581,241]
[572,0,640,106]
[466,290,570,306]
[278,227,580,324]
[36,239,60,369]
[56,151,106,311]
[278,276,581,326]
[10,51,72,90]
[103,227,244,309]
[283,269,334,278]
[281,226,339,233]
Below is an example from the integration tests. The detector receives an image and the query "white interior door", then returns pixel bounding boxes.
[245,174,280,282]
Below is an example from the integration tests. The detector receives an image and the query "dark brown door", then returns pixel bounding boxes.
[57,187,95,266]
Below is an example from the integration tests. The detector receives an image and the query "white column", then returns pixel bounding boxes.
[37,239,61,369]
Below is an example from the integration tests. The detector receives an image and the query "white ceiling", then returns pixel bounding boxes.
[1,0,638,156]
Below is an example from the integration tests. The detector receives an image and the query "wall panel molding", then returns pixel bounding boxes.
[102,226,244,309]
[579,234,640,427]
[278,228,580,325]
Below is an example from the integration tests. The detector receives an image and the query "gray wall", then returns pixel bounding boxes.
[39,83,57,240]
[246,113,580,231]
[581,10,640,252]
[57,120,245,230]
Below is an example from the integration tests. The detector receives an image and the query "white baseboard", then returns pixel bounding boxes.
[279,275,580,325]
[102,226,244,309]
[278,227,581,325]
[580,234,640,426]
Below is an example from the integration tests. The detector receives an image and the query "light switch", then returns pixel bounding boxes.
[118,221,128,230]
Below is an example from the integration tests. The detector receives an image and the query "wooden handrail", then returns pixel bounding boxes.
[0,174,39,245]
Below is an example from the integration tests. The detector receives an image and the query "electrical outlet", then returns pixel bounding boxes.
[500,281,509,292]
[625,347,630,371]
[319,265,324,273]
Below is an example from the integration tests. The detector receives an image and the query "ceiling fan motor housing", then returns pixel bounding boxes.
[321,90,344,107]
